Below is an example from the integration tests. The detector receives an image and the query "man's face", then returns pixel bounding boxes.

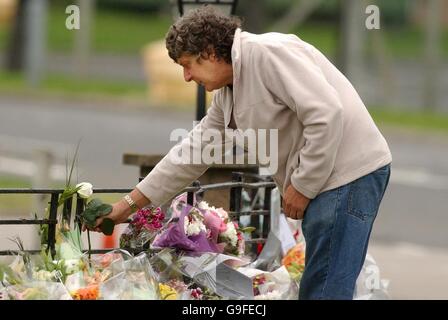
[177,53,233,92]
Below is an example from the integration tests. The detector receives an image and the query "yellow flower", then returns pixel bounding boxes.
[158,283,178,300]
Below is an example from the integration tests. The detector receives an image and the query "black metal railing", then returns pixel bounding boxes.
[0,173,275,256]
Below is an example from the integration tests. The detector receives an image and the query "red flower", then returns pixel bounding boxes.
[257,243,264,255]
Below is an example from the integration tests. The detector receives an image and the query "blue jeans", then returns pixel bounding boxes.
[299,164,391,300]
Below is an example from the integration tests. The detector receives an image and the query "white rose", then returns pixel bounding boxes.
[76,182,93,199]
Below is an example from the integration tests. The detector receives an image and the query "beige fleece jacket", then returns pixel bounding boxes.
[137,28,392,206]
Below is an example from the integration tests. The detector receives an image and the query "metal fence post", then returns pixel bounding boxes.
[62,196,73,227]
[262,185,274,239]
[75,194,85,231]
[187,180,200,206]
[230,172,243,219]
[47,192,59,258]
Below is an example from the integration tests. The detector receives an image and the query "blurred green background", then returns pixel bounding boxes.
[1,0,448,191]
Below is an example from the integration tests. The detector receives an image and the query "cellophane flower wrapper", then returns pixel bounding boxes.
[147,249,197,300]
[148,248,184,283]
[3,255,28,285]
[152,194,247,257]
[99,251,160,300]
[0,282,9,300]
[176,252,254,299]
[64,250,130,300]
[5,281,72,300]
[148,249,233,300]
[119,207,165,250]
[151,204,222,254]
[149,248,207,300]
[237,265,298,300]
[354,254,390,300]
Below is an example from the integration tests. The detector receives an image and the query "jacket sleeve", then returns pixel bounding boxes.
[136,91,228,206]
[257,41,344,199]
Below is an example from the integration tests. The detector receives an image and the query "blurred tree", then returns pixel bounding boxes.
[236,0,267,33]
[96,0,168,13]
[4,0,27,71]
[270,0,324,33]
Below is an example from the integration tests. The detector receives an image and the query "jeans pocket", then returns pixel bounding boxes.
[347,169,388,221]
[375,164,391,176]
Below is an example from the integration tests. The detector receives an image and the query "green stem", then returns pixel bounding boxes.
[87,230,92,264]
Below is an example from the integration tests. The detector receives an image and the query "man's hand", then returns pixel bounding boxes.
[282,184,310,220]
[82,188,151,232]
[82,199,131,232]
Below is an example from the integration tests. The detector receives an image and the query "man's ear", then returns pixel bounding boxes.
[204,47,217,61]
[209,53,218,62]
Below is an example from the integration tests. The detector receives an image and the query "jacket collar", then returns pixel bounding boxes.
[231,28,242,106]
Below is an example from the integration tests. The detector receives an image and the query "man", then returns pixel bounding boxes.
[88,6,391,299]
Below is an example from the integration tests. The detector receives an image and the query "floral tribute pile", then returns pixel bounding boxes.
[0,182,308,300]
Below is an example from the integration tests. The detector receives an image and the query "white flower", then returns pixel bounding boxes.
[221,222,238,247]
[184,216,206,236]
[32,269,58,281]
[76,182,93,199]
[199,201,229,219]
[215,207,229,220]
[198,201,215,211]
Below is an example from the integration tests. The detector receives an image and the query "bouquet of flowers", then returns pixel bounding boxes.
[237,265,299,300]
[151,193,252,257]
[198,201,249,257]
[281,243,305,282]
[119,207,165,249]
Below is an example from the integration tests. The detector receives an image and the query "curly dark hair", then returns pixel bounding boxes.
[165,6,242,64]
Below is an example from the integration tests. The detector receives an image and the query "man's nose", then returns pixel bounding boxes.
[183,68,192,82]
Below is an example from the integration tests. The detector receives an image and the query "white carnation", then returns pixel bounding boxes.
[184,216,206,236]
[221,222,238,247]
[198,201,215,211]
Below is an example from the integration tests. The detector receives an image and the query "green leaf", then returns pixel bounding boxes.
[58,186,80,206]
[80,198,113,228]
[86,198,103,210]
[100,218,115,236]
[240,226,256,234]
[96,204,113,216]
[66,139,81,188]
